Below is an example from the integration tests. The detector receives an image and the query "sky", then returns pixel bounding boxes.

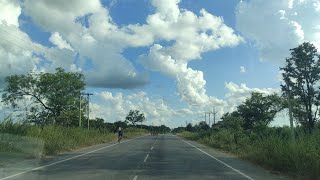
[1,0,320,128]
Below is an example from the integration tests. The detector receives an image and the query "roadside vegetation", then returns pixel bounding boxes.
[174,42,320,180]
[0,116,148,158]
[0,68,170,163]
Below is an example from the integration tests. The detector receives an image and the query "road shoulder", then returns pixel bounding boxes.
[176,135,290,180]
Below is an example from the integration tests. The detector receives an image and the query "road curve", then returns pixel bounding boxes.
[0,134,289,180]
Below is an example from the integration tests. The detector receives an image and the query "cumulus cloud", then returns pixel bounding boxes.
[240,66,246,73]
[224,82,290,127]
[140,0,242,105]
[88,83,281,127]
[236,0,320,63]
[0,0,21,27]
[19,0,242,96]
[225,81,280,112]
[0,0,48,87]
[90,91,194,127]
[49,32,73,51]
[19,0,149,88]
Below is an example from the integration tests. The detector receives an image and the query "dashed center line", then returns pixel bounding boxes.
[150,146,154,150]
[133,175,138,180]
[144,154,149,162]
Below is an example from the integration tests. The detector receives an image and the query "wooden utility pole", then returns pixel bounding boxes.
[81,93,94,130]
[213,108,217,125]
[286,82,295,141]
[204,112,207,124]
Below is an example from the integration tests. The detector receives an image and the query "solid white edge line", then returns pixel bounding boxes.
[178,137,255,180]
[0,135,148,180]
[133,175,138,180]
[143,154,149,163]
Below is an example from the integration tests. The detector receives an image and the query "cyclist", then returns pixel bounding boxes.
[117,127,123,143]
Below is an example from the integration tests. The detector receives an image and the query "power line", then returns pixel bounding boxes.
[0,26,75,67]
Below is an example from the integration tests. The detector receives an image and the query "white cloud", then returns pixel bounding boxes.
[225,81,280,112]
[240,66,246,73]
[49,32,73,51]
[22,0,150,88]
[235,0,320,63]
[0,10,47,87]
[108,0,118,8]
[0,0,296,127]
[19,0,241,95]
[88,83,283,127]
[0,0,21,27]
[140,1,242,105]
[90,91,194,127]
[0,0,36,78]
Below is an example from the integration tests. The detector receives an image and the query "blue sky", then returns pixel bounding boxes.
[1,0,319,127]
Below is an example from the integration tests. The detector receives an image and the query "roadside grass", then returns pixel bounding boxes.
[0,120,147,159]
[178,129,320,179]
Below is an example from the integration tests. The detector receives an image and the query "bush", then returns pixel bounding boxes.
[1,122,147,156]
[179,126,320,179]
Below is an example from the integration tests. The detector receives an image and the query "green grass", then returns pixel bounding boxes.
[0,120,147,158]
[179,129,320,179]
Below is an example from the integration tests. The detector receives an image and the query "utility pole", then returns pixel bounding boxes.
[286,82,295,142]
[208,112,211,127]
[204,112,207,124]
[212,108,217,125]
[81,93,94,130]
[79,93,82,128]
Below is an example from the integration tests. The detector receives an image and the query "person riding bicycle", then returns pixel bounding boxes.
[117,127,123,143]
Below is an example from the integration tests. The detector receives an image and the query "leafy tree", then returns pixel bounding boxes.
[221,112,244,131]
[172,126,185,134]
[221,113,245,144]
[113,121,127,132]
[186,123,193,132]
[280,42,320,131]
[90,118,105,129]
[236,92,283,130]
[150,125,170,134]
[125,110,145,125]
[2,68,85,126]
[194,121,210,132]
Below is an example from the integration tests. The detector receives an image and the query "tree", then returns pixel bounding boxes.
[172,126,185,134]
[125,110,145,125]
[186,123,193,132]
[221,113,244,131]
[90,118,105,129]
[113,121,127,132]
[221,113,245,144]
[280,42,320,131]
[194,121,210,132]
[236,92,283,130]
[2,68,85,126]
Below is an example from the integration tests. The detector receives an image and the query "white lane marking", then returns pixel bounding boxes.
[152,138,158,146]
[143,154,149,163]
[0,135,148,180]
[150,136,158,150]
[179,138,255,180]
[133,175,138,180]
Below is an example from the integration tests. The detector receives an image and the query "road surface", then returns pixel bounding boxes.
[0,134,289,180]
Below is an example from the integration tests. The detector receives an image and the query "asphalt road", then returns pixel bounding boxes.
[0,134,289,180]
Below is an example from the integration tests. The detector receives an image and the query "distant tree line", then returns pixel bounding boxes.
[1,68,171,133]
